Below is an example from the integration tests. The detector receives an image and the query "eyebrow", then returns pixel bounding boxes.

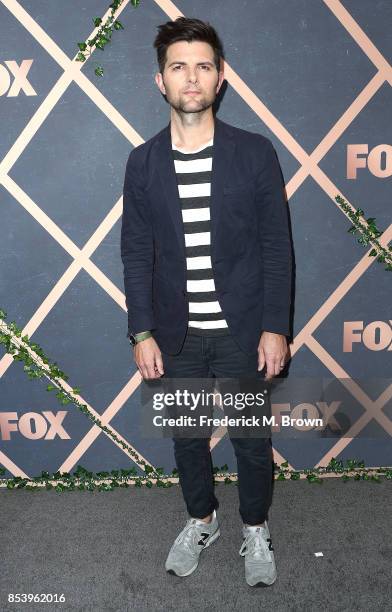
[167,60,215,68]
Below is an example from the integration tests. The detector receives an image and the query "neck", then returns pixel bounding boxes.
[170,109,215,152]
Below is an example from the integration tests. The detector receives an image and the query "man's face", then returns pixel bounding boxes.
[155,40,224,114]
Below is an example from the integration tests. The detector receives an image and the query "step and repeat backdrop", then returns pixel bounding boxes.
[0,0,391,480]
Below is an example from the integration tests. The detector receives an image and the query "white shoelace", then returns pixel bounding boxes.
[174,519,209,555]
[239,530,273,562]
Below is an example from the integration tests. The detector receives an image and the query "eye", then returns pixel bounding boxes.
[200,65,210,70]
[173,65,182,70]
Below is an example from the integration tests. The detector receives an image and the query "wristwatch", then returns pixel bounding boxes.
[129,330,152,346]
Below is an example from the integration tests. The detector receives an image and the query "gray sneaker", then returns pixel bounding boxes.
[165,510,220,577]
[239,521,277,587]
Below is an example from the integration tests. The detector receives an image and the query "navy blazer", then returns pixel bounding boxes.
[121,116,292,356]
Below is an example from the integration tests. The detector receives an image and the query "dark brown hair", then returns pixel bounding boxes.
[153,17,225,74]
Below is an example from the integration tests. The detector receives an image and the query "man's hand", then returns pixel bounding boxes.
[257,331,288,379]
[133,337,164,379]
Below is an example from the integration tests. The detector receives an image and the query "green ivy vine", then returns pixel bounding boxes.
[2,0,390,490]
[336,195,392,270]
[75,0,140,77]
[1,461,391,492]
[1,309,391,491]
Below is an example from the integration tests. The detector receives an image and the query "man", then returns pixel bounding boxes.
[121,17,292,587]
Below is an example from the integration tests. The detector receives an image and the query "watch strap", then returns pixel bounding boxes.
[134,330,152,343]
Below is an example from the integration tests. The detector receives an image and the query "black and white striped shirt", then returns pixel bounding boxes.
[172,138,230,336]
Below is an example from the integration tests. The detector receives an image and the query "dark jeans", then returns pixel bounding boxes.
[161,329,273,525]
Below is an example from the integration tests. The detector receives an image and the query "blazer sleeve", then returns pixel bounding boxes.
[255,138,292,337]
[120,150,156,337]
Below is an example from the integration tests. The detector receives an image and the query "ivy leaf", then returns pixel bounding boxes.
[76,52,86,62]
[77,42,87,51]
[114,20,124,30]
[93,17,102,27]
[131,0,141,6]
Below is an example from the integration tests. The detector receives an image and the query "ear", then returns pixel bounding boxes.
[155,72,166,95]
[216,68,225,94]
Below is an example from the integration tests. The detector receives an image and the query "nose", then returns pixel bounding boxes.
[187,67,198,83]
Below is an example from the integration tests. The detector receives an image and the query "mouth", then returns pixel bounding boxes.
[184,91,200,95]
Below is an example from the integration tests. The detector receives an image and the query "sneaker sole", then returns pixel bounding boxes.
[166,527,221,577]
[249,580,276,587]
[247,575,277,587]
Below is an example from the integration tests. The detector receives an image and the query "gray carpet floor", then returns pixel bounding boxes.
[1,478,391,612]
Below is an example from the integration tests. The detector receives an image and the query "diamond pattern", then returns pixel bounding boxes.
[0,0,391,479]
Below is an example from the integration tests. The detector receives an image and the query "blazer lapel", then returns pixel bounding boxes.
[155,116,236,259]
[210,117,235,254]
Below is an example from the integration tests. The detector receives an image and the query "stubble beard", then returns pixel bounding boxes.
[163,77,218,116]
[170,94,214,115]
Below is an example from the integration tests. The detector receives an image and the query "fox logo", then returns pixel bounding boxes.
[0,59,36,97]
